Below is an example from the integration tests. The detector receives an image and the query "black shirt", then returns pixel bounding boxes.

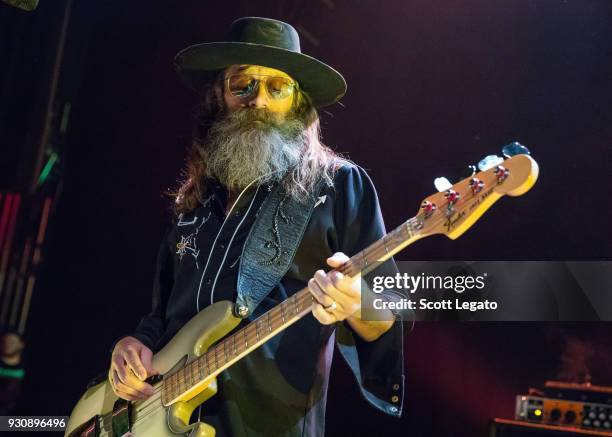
[131,163,405,437]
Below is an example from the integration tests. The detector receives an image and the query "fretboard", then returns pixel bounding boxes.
[161,215,421,405]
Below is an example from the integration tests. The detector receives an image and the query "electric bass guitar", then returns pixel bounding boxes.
[65,153,539,436]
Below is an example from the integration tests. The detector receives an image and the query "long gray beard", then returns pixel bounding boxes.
[200,108,307,191]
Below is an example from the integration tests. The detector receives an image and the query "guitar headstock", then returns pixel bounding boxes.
[413,154,539,240]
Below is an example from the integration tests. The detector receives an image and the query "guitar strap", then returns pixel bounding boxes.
[235,174,327,318]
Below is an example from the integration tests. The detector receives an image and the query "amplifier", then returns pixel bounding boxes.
[515,395,612,431]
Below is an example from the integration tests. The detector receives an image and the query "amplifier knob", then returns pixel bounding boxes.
[594,420,601,427]
[550,409,561,421]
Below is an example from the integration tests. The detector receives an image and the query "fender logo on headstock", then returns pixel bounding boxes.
[445,210,466,232]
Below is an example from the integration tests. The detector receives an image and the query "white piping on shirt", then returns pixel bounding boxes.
[209,184,261,305]
[195,175,273,312]
[177,214,198,226]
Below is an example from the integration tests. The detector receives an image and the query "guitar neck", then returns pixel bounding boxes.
[161,216,421,405]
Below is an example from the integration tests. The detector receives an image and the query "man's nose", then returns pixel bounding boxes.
[247,81,269,109]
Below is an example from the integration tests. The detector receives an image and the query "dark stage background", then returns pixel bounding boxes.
[1,1,611,436]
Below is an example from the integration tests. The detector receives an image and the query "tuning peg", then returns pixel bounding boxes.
[469,177,485,194]
[477,155,504,171]
[502,141,530,157]
[421,200,437,218]
[434,177,452,192]
[494,165,510,183]
[445,189,461,205]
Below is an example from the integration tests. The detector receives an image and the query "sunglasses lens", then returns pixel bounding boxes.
[265,77,294,98]
[228,75,256,97]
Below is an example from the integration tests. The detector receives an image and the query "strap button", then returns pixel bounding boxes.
[236,304,249,318]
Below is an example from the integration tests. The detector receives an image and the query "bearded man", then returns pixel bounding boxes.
[107,17,405,437]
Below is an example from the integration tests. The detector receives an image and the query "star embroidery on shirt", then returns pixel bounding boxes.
[176,234,200,268]
[314,195,327,208]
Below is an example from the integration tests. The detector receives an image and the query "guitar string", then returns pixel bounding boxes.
[103,185,490,428]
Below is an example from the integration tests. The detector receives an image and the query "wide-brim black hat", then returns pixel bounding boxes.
[174,17,347,108]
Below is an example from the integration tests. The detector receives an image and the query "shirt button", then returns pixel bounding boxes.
[219,244,225,249]
[206,278,212,285]
[391,395,400,403]
[392,384,400,391]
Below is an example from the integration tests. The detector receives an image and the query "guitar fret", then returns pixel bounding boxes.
[178,368,186,393]
[280,301,286,323]
[361,251,368,268]
[210,349,217,373]
[216,344,223,365]
[394,226,404,243]
[267,312,272,333]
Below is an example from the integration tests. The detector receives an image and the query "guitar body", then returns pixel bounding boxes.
[65,301,241,437]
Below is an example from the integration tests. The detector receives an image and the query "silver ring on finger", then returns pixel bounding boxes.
[323,301,337,312]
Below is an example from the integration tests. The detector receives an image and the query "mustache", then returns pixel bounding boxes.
[219,107,290,128]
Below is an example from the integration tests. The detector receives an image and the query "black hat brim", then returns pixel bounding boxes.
[174,42,347,108]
